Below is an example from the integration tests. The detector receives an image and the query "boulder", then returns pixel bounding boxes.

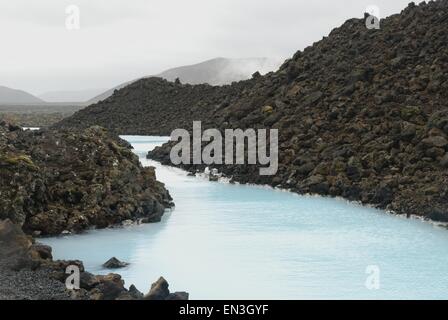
[297,163,315,175]
[427,209,448,223]
[422,136,448,148]
[428,110,448,132]
[128,284,144,299]
[94,274,126,300]
[166,292,189,300]
[0,219,39,270]
[440,154,448,168]
[302,91,323,107]
[79,272,101,290]
[252,71,261,79]
[102,257,129,269]
[144,277,170,300]
[400,106,422,121]
[261,106,274,114]
[30,243,53,260]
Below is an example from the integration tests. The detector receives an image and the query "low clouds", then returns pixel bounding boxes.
[0,0,412,94]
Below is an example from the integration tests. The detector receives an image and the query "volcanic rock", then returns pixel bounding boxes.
[0,219,189,300]
[144,276,170,300]
[56,1,448,222]
[147,1,448,222]
[0,121,173,235]
[102,257,129,269]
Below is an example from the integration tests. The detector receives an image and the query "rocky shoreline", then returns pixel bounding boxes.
[0,220,188,300]
[148,151,448,229]
[0,121,173,236]
[0,122,188,300]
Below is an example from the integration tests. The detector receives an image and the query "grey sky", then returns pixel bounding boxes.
[0,0,412,94]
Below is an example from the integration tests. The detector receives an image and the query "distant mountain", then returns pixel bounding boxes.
[87,57,281,104]
[158,57,281,85]
[38,89,107,103]
[0,86,43,105]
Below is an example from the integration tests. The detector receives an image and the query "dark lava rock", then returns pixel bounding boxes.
[166,291,190,300]
[146,1,448,222]
[91,273,126,300]
[54,78,254,136]
[102,257,129,269]
[0,122,173,236]
[0,219,39,271]
[422,136,448,148]
[128,284,144,299]
[30,243,53,260]
[55,1,448,222]
[79,272,100,290]
[440,154,448,167]
[144,276,170,300]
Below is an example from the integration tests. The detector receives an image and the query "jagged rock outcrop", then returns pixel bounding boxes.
[143,276,189,300]
[57,1,448,221]
[103,257,129,269]
[0,121,173,236]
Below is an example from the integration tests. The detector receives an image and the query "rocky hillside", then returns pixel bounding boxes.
[55,77,258,135]
[0,121,172,236]
[86,57,279,105]
[59,1,448,221]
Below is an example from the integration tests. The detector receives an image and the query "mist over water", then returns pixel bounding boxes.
[42,136,448,299]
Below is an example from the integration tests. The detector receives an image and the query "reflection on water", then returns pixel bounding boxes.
[41,136,448,299]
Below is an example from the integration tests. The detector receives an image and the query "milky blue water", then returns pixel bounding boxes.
[41,136,448,300]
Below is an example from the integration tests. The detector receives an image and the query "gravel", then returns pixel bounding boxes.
[0,262,72,300]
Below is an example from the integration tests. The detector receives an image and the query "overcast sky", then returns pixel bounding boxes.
[0,0,412,95]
